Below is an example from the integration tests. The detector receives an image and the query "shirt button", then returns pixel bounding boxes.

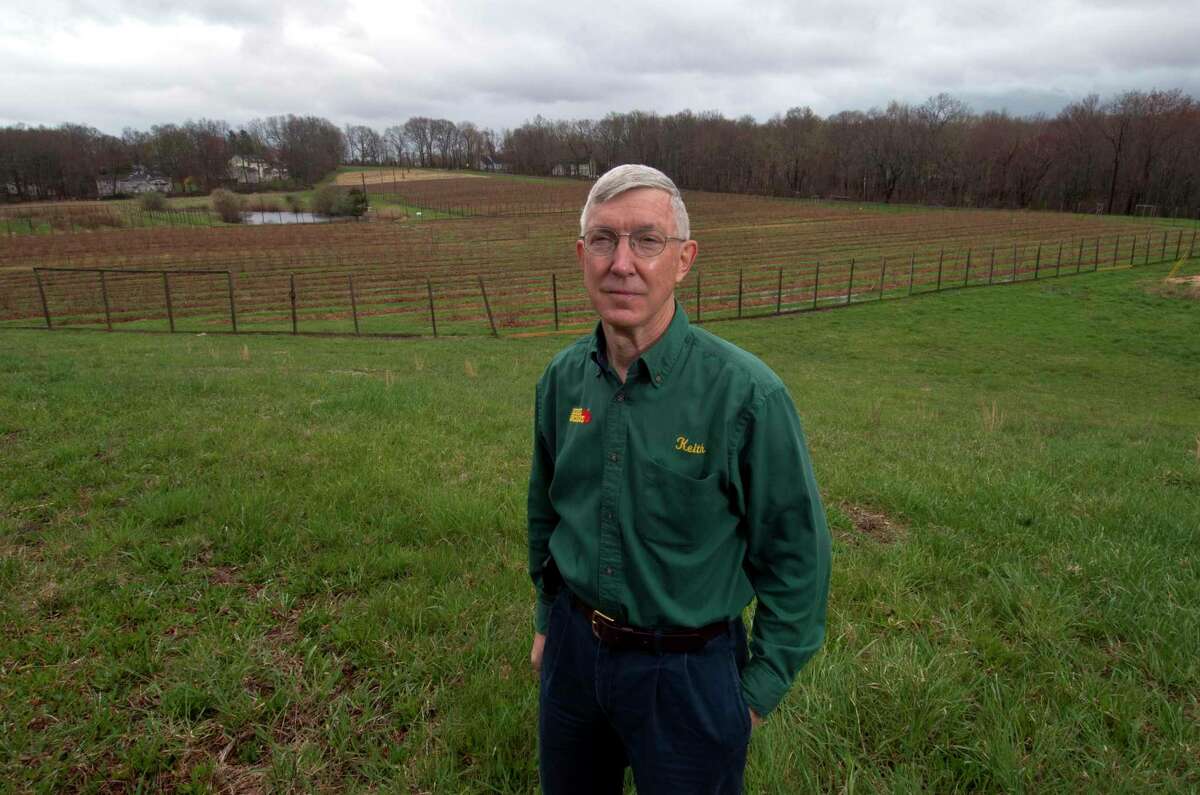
[609,452,619,463]
[604,566,614,576]
[654,374,663,384]
[615,393,625,402]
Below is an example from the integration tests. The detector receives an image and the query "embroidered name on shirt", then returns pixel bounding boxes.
[675,436,706,454]
[569,407,592,424]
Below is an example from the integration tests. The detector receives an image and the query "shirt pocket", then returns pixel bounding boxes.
[638,457,728,549]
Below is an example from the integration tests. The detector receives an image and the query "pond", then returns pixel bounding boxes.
[241,211,332,225]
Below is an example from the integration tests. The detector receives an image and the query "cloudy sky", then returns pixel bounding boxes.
[4,0,1199,134]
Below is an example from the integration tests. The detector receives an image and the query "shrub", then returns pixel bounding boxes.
[284,194,303,214]
[311,184,341,216]
[339,188,369,218]
[210,189,244,223]
[138,191,168,212]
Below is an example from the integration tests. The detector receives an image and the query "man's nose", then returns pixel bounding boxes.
[609,236,637,275]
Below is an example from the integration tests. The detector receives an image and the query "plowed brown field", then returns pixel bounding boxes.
[2,176,1190,336]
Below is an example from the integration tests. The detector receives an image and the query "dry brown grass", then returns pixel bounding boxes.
[334,169,483,187]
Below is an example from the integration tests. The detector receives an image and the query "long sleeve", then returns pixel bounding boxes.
[735,386,831,717]
[527,377,560,633]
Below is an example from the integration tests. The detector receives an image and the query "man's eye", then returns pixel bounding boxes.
[589,232,617,247]
[635,232,665,246]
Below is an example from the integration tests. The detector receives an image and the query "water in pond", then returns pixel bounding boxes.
[242,211,332,224]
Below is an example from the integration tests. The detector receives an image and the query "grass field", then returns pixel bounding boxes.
[2,258,1197,792]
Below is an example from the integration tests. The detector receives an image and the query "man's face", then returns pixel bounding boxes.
[577,188,698,336]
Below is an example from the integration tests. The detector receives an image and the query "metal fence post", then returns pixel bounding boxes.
[988,246,996,284]
[478,275,497,337]
[1174,229,1183,261]
[1012,242,1019,281]
[1033,244,1042,280]
[348,274,360,335]
[962,249,971,287]
[163,272,175,332]
[879,256,887,299]
[552,272,560,330]
[226,271,238,333]
[776,266,783,314]
[1144,233,1151,266]
[99,270,112,330]
[289,274,297,335]
[1093,238,1100,271]
[427,278,437,337]
[1131,236,1138,267]
[1056,242,1064,276]
[908,252,915,295]
[737,269,744,318]
[1077,239,1085,274]
[846,258,856,304]
[1159,230,1167,262]
[33,268,52,329]
[813,261,821,309]
[935,249,944,291]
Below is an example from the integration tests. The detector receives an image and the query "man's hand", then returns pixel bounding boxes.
[530,632,546,673]
[750,709,763,730]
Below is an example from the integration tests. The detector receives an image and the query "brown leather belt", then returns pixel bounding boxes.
[570,592,729,653]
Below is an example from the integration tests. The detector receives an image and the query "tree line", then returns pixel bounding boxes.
[3,89,1197,216]
[501,90,1200,216]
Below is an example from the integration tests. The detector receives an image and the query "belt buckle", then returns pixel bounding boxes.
[590,608,615,640]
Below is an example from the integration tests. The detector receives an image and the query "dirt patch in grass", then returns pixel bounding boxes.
[1154,275,1200,300]
[840,503,907,544]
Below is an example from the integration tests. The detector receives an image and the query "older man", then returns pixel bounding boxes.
[528,164,830,794]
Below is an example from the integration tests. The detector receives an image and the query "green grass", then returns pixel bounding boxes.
[1,262,1197,792]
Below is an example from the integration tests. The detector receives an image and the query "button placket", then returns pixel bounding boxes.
[597,381,626,612]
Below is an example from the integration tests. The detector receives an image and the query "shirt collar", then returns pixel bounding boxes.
[587,300,691,388]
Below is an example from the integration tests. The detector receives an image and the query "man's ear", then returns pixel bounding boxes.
[674,240,698,285]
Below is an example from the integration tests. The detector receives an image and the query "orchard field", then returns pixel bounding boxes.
[2,170,1194,338]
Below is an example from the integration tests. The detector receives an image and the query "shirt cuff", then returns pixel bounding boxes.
[534,593,554,634]
[740,658,790,717]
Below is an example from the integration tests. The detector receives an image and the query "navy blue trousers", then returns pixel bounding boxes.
[538,589,751,794]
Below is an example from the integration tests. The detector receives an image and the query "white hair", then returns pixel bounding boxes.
[579,164,690,240]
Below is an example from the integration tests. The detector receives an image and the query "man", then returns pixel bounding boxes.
[528,164,830,794]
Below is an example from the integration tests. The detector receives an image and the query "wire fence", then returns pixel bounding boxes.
[4,227,1196,339]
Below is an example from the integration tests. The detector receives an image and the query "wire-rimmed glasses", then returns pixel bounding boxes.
[579,228,685,258]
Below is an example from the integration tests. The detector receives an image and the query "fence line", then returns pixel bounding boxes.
[5,228,1196,338]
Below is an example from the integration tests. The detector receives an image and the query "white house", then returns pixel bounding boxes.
[96,167,171,197]
[228,156,287,184]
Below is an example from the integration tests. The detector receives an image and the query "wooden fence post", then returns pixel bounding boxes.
[289,274,297,335]
[163,272,175,332]
[226,271,238,333]
[34,269,52,329]
[426,278,438,337]
[348,275,360,335]
[552,272,560,330]
[776,266,783,314]
[846,258,856,304]
[478,275,497,337]
[99,271,112,331]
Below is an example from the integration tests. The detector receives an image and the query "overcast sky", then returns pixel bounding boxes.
[4,0,1199,135]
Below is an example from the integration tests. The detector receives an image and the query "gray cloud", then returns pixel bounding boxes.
[1,0,1197,133]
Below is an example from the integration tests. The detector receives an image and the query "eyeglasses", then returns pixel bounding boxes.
[579,228,685,258]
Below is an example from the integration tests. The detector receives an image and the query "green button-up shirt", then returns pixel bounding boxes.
[528,301,831,716]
